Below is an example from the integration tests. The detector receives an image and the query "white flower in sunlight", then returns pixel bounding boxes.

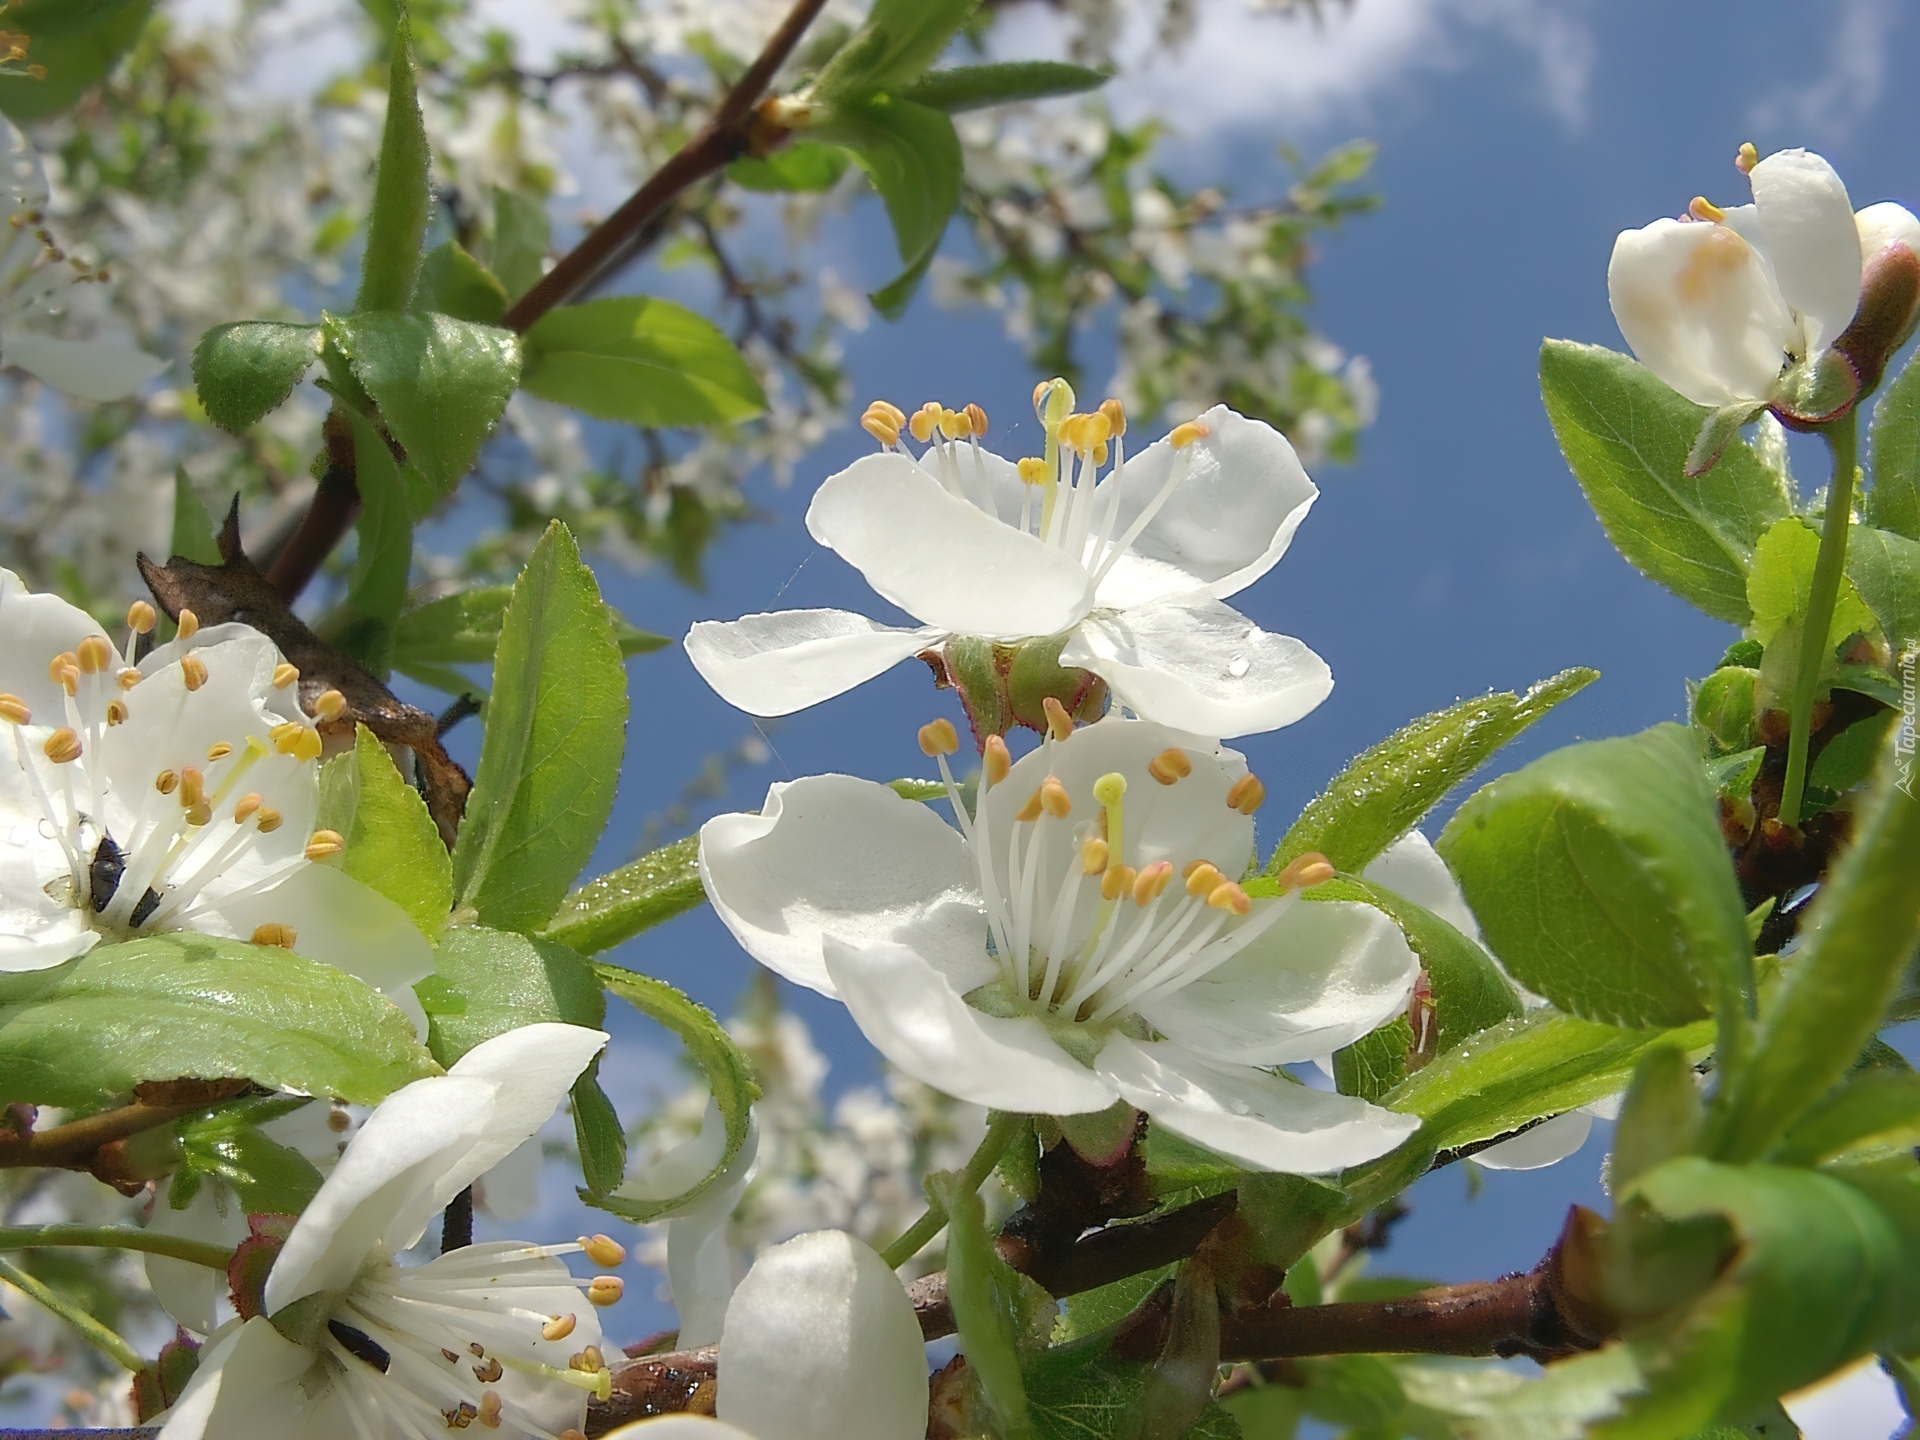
[0,572,432,1024]
[0,120,165,402]
[602,1229,928,1440]
[1608,145,1920,410]
[157,1024,615,1440]
[685,399,1332,739]
[701,716,1421,1173]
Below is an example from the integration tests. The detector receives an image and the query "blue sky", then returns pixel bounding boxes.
[455,0,1920,1352]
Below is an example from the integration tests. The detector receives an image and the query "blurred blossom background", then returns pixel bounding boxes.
[2,0,1917,1430]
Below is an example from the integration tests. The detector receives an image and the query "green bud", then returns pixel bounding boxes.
[1692,666,1759,751]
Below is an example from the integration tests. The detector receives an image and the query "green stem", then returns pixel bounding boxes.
[0,1224,232,1270]
[1777,411,1858,828]
[0,1254,145,1372]
[880,1111,1025,1270]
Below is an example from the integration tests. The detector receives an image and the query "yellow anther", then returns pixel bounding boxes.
[0,694,28,725]
[1081,837,1110,874]
[587,1276,623,1306]
[270,721,304,753]
[1688,196,1725,223]
[180,656,209,692]
[1147,748,1191,785]
[305,829,346,860]
[272,662,299,690]
[1092,772,1127,807]
[256,806,283,833]
[1015,788,1044,823]
[1039,775,1071,818]
[860,410,900,446]
[1100,863,1137,902]
[251,922,297,949]
[293,727,323,762]
[76,635,115,674]
[917,718,960,756]
[1133,860,1173,906]
[938,407,966,440]
[1208,880,1252,916]
[541,1313,578,1342]
[206,742,233,762]
[964,402,988,438]
[1057,413,1088,452]
[176,609,199,640]
[1099,397,1127,437]
[48,652,77,685]
[183,801,211,827]
[233,793,263,824]
[155,769,178,795]
[127,599,156,634]
[43,728,81,764]
[54,666,77,697]
[983,735,1011,787]
[868,399,906,427]
[117,667,141,691]
[1276,851,1337,892]
[1184,862,1224,898]
[909,403,939,443]
[477,1390,503,1428]
[1736,141,1759,175]
[1169,420,1212,449]
[572,1344,606,1373]
[1082,411,1112,448]
[1041,696,1073,742]
[1226,774,1266,816]
[313,688,347,723]
[105,700,128,727]
[1092,441,1108,468]
[177,767,204,806]
[579,1234,626,1267]
[1016,457,1050,485]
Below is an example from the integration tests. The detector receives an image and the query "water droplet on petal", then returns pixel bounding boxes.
[1227,654,1250,679]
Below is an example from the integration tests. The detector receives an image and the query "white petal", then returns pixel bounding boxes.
[1471,1109,1594,1171]
[262,1074,498,1313]
[146,1183,249,1336]
[1089,405,1319,607]
[471,1135,543,1222]
[822,935,1118,1114]
[601,1421,759,1440]
[1098,1036,1420,1174]
[700,774,990,999]
[1,329,168,401]
[1063,594,1332,738]
[156,1316,319,1440]
[1361,830,1482,944]
[1783,1356,1909,1440]
[1750,148,1863,352]
[1857,201,1920,264]
[1608,217,1794,406]
[1135,900,1420,1066]
[717,1230,929,1440]
[684,610,945,717]
[666,1103,759,1348]
[0,566,111,717]
[806,452,1094,637]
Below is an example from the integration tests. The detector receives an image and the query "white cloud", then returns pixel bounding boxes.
[1747,0,1902,144]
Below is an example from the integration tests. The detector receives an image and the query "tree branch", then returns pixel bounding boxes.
[263,0,832,603]
[0,1080,250,1193]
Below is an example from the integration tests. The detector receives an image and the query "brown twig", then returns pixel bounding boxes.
[0,1080,250,1194]
[263,0,831,604]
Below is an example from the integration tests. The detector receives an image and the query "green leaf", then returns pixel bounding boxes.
[1704,747,1765,801]
[168,469,222,568]
[333,311,521,505]
[0,934,436,1107]
[726,142,851,192]
[190,323,322,434]
[1053,1265,1176,1344]
[1022,1336,1240,1440]
[0,0,152,120]
[420,926,619,1190]
[1709,736,1920,1162]
[817,97,962,315]
[1772,1070,1920,1167]
[1386,1009,1715,1157]
[1846,523,1920,652]
[354,16,431,314]
[391,585,664,684]
[539,836,703,956]
[807,0,977,101]
[335,407,414,676]
[587,963,758,1220]
[1439,724,1750,1031]
[1810,713,1897,793]
[1454,1344,1649,1440]
[1692,669,1759,753]
[899,61,1109,113]
[519,297,765,427]
[1867,344,1920,541]
[1609,1044,1704,1192]
[314,725,451,938]
[175,1096,324,1216]
[928,1170,1033,1435]
[450,522,628,934]
[1272,668,1597,876]
[413,240,507,325]
[487,186,550,303]
[1539,341,1795,623]
[1747,517,1879,649]
[1332,1017,1414,1103]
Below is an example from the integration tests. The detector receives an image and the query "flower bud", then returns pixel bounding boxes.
[1832,230,1920,399]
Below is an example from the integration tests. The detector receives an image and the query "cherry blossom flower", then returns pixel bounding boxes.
[0,571,432,1024]
[156,1024,617,1440]
[685,398,1332,739]
[701,716,1421,1173]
